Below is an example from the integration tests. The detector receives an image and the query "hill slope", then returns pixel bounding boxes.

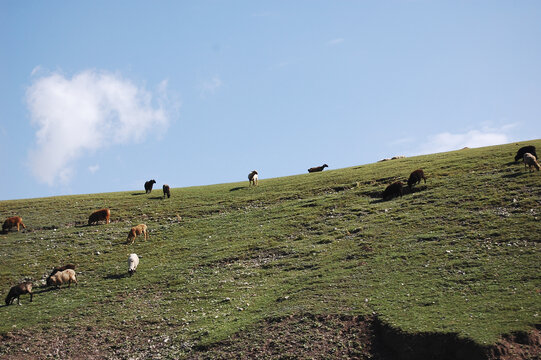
[1,140,540,359]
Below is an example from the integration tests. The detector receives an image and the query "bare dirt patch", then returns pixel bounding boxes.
[0,315,539,359]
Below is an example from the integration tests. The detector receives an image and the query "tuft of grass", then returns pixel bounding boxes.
[0,140,540,354]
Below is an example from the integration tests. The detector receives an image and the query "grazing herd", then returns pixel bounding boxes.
[3,145,539,305]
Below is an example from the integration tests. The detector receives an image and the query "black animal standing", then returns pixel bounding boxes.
[383,181,403,200]
[308,164,328,173]
[515,145,537,162]
[144,180,156,194]
[163,184,171,199]
[407,169,427,189]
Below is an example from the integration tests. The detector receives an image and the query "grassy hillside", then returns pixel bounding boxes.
[1,140,540,358]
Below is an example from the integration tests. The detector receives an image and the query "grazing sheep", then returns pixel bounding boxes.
[145,179,156,194]
[383,181,403,200]
[407,169,427,189]
[46,269,77,288]
[163,184,171,198]
[248,170,259,186]
[308,164,328,173]
[128,253,139,276]
[49,264,76,278]
[515,145,537,162]
[127,224,148,244]
[523,153,540,172]
[88,208,110,225]
[2,216,26,232]
[5,282,33,305]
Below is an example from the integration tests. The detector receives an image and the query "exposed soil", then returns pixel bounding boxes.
[0,314,539,359]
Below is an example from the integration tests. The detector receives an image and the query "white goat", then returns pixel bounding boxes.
[128,253,140,276]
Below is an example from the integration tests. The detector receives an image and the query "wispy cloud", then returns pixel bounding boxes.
[417,125,516,155]
[199,76,222,97]
[88,165,100,174]
[327,38,345,46]
[26,69,177,185]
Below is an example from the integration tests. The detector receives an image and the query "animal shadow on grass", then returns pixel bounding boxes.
[104,273,128,280]
[34,286,58,295]
[148,196,164,200]
[502,171,526,179]
[229,186,245,192]
[368,185,427,204]
[131,193,145,196]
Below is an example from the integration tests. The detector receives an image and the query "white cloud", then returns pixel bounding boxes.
[26,69,176,185]
[31,66,42,76]
[327,38,345,46]
[417,125,515,155]
[199,76,222,96]
[88,165,100,174]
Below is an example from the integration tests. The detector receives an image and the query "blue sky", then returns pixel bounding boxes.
[1,1,540,200]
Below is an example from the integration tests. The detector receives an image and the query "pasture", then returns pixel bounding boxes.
[0,140,540,358]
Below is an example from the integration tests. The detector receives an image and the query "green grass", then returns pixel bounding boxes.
[1,140,540,354]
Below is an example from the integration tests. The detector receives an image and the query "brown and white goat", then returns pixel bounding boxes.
[248,171,259,186]
[2,216,26,232]
[127,224,148,244]
[5,282,33,305]
[88,208,110,225]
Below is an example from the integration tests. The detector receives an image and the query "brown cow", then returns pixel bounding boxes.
[145,180,156,194]
[382,181,403,200]
[308,164,328,173]
[88,208,110,225]
[2,216,26,233]
[127,224,148,244]
[163,184,171,198]
[48,264,76,278]
[407,169,427,189]
[5,282,33,305]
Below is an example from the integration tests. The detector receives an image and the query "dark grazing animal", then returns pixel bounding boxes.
[248,170,259,186]
[88,208,110,225]
[5,282,33,305]
[308,164,328,173]
[144,179,157,194]
[407,169,427,189]
[2,216,26,232]
[515,145,537,162]
[49,264,76,278]
[382,181,403,200]
[163,184,171,198]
